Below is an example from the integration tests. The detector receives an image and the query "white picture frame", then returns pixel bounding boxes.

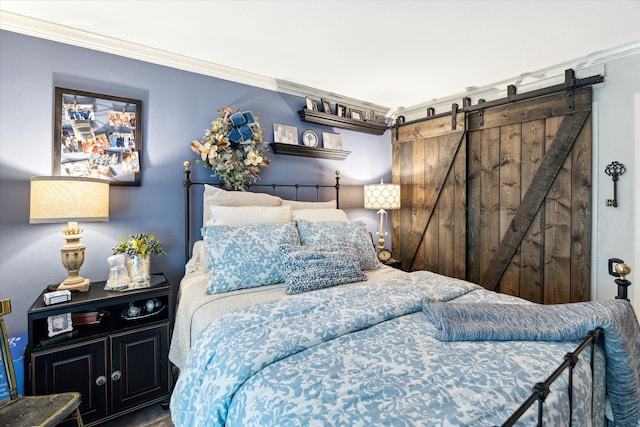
[47,312,73,337]
[273,124,299,145]
[322,132,343,150]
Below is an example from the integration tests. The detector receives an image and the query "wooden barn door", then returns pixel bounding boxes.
[392,86,592,304]
[392,111,467,279]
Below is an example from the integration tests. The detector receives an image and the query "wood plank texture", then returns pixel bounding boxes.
[498,123,522,297]
[543,116,572,304]
[570,113,592,302]
[479,110,589,291]
[453,139,466,279]
[466,131,482,283]
[395,113,465,143]
[467,88,592,130]
[519,119,545,303]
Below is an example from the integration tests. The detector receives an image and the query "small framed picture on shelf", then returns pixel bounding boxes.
[335,104,347,117]
[321,99,332,114]
[273,123,299,145]
[365,110,374,121]
[373,114,387,124]
[351,109,363,120]
[305,97,318,111]
[322,132,343,150]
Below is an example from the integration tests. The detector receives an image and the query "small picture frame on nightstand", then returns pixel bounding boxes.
[47,312,72,337]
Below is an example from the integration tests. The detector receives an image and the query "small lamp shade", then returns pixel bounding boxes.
[364,181,401,210]
[364,180,400,252]
[30,176,109,223]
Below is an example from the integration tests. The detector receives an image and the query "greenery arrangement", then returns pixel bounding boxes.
[190,106,270,191]
[112,233,165,259]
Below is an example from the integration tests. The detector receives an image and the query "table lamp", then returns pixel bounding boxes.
[30,176,110,292]
[364,180,401,251]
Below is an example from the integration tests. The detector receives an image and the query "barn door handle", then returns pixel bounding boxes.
[605,161,626,207]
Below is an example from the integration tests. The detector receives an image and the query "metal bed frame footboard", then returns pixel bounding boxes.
[182,161,341,264]
[502,261,633,426]
[501,327,604,427]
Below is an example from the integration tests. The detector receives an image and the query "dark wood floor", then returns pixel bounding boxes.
[99,403,173,427]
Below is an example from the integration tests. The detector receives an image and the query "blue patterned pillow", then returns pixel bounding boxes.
[202,222,299,294]
[278,244,367,294]
[295,220,380,270]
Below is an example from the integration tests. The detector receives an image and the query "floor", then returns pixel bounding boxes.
[99,403,173,427]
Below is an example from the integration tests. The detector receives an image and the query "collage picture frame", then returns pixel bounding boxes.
[54,87,142,186]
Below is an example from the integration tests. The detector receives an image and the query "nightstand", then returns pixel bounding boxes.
[26,274,172,426]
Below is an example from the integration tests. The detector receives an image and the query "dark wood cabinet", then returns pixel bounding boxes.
[26,274,171,426]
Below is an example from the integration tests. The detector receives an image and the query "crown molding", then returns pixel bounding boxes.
[395,40,640,122]
[0,10,391,117]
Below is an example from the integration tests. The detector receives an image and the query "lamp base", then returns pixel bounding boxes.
[58,227,90,292]
[58,277,90,292]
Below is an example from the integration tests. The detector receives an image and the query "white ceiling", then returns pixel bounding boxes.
[1,0,639,115]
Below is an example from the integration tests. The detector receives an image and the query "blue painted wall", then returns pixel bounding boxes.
[0,30,392,335]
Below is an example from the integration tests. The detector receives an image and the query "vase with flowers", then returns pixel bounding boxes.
[190,106,269,191]
[112,233,165,287]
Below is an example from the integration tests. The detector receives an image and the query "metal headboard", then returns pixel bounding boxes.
[183,161,341,264]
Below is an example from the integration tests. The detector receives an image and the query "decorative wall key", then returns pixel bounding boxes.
[604,161,626,207]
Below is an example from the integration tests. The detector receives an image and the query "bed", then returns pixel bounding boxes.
[168,164,640,427]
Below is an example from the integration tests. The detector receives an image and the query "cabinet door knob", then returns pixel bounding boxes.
[111,370,122,381]
[95,375,106,386]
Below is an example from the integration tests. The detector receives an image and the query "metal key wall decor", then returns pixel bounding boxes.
[604,161,626,207]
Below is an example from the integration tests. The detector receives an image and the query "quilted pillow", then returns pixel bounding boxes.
[295,220,380,271]
[207,205,291,226]
[202,222,299,294]
[278,244,367,295]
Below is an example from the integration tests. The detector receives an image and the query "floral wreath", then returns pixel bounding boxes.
[190,106,269,191]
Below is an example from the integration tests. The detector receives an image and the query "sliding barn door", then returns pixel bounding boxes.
[392,112,467,279]
[392,87,592,304]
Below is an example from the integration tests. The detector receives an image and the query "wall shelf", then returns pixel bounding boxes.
[298,108,388,135]
[270,143,350,160]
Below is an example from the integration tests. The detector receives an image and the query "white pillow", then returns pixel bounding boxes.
[207,205,292,226]
[203,185,282,225]
[292,208,348,222]
[281,199,337,210]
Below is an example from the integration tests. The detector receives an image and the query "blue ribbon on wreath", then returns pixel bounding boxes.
[227,111,256,147]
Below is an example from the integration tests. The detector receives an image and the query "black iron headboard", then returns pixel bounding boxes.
[183,161,341,264]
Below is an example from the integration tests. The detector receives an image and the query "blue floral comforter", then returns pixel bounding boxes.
[170,271,605,426]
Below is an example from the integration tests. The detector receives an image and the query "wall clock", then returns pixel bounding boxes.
[302,129,319,147]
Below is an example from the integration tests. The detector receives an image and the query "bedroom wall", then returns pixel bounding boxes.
[591,53,639,309]
[0,30,391,335]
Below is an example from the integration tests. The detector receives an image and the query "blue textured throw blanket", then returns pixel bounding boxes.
[422,299,640,427]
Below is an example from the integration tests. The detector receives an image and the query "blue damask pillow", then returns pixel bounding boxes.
[202,222,299,294]
[295,220,380,270]
[278,244,367,295]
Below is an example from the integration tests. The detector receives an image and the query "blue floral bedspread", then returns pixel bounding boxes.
[170,271,605,426]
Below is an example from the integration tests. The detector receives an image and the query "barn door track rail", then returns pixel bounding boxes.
[394,68,603,137]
